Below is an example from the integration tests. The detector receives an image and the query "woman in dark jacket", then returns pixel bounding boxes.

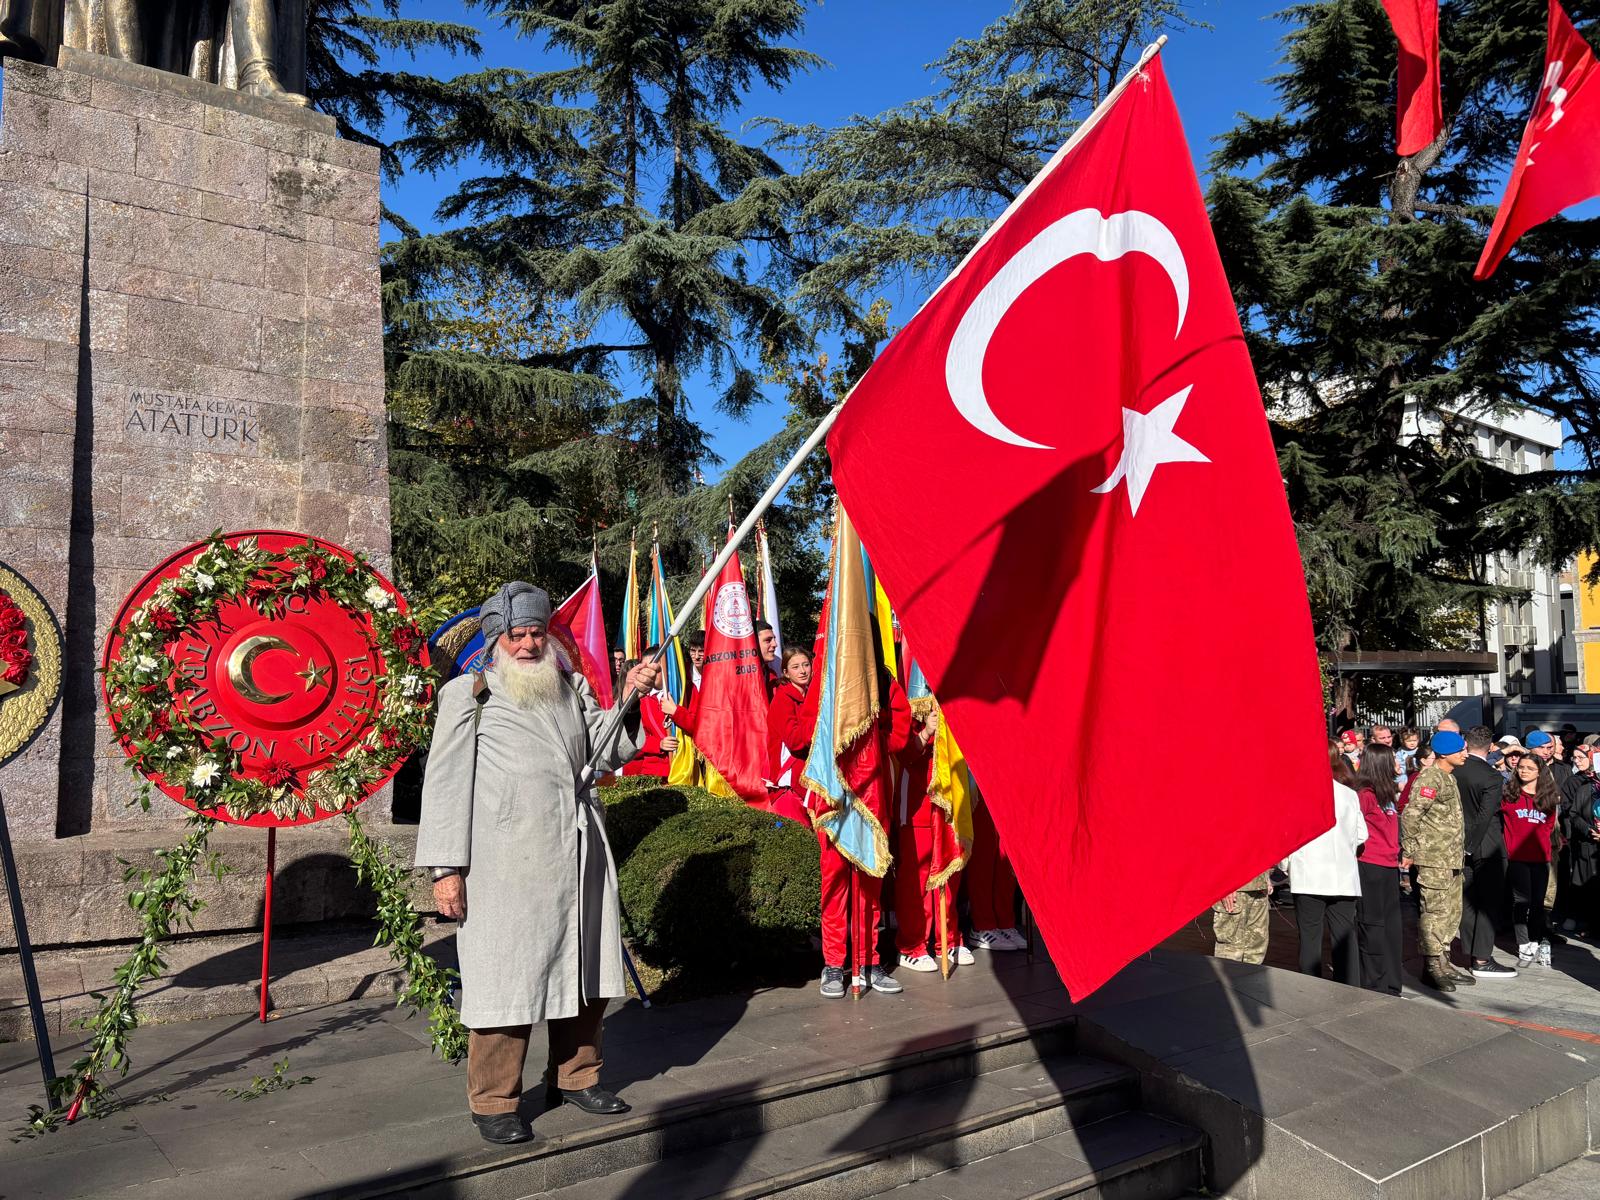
[1561,745,1600,937]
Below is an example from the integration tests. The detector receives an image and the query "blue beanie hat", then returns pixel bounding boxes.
[1525,730,1553,748]
[1431,730,1465,755]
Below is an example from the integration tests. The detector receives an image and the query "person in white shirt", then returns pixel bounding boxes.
[1282,746,1369,985]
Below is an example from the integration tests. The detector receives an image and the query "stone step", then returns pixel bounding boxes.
[323,1020,1085,1200]
[515,1053,1145,1200]
[878,1111,1204,1200]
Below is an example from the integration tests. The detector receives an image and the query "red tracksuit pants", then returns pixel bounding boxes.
[893,822,962,955]
[967,803,1017,931]
[816,821,882,970]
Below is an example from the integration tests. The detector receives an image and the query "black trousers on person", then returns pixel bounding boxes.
[1458,854,1506,962]
[1505,860,1550,947]
[1356,861,1403,996]
[1294,893,1360,985]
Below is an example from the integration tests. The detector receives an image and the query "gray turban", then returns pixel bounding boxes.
[480,581,552,643]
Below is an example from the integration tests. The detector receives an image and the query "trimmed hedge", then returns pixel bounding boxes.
[600,780,744,863]
[616,802,821,973]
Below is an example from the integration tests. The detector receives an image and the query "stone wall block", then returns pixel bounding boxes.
[46,98,137,174]
[126,210,265,289]
[304,319,382,384]
[1,370,77,436]
[195,190,302,239]
[306,241,376,307]
[330,217,379,256]
[259,315,306,377]
[9,243,82,284]
[302,406,381,466]
[198,279,303,322]
[306,131,382,176]
[89,75,206,131]
[0,272,80,343]
[266,152,379,225]
[88,166,204,220]
[0,332,47,367]
[2,57,91,104]
[0,178,85,254]
[85,287,126,352]
[90,260,202,305]
[135,119,268,202]
[124,295,261,370]
[264,232,308,295]
[204,104,309,156]
[0,85,52,147]
[86,196,136,264]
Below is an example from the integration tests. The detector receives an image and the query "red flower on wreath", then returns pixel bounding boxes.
[261,758,297,788]
[0,629,26,652]
[306,557,329,582]
[148,606,179,634]
[2,651,30,687]
[0,605,24,636]
[379,727,402,751]
[390,624,421,656]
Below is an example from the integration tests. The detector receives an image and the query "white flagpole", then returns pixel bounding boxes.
[571,38,1169,788]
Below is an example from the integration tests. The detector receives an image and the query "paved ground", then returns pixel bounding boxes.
[1160,887,1600,1045]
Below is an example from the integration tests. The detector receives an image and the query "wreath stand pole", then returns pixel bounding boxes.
[0,787,56,1104]
[259,827,276,1022]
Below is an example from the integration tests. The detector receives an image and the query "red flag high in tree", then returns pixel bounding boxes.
[692,537,772,804]
[1381,1,1444,155]
[827,51,1331,999]
[1475,0,1600,280]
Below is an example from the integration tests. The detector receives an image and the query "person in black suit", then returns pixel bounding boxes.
[1456,726,1517,978]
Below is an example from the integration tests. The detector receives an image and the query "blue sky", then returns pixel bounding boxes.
[375,2,1581,473]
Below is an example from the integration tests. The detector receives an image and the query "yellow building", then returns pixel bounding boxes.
[1579,551,1600,694]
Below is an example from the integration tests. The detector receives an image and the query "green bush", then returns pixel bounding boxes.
[600,781,744,863]
[617,805,821,973]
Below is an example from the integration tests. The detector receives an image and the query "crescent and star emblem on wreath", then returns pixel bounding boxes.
[227,635,332,705]
[944,207,1209,516]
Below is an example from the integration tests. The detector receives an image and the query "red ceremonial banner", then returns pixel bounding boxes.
[827,54,1331,998]
[1475,0,1600,279]
[1381,0,1444,156]
[694,545,772,804]
[552,566,614,708]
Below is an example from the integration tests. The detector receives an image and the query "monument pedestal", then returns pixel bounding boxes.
[0,49,396,942]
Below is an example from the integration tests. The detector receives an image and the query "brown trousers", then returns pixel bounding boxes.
[466,999,607,1115]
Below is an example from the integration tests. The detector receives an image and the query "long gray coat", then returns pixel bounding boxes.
[414,669,644,1028]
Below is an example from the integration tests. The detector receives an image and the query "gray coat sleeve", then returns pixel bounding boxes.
[413,675,478,869]
[574,675,646,774]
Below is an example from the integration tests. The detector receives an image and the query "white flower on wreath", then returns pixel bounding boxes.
[135,654,159,675]
[190,761,222,788]
[363,584,392,610]
[165,746,184,760]
[397,674,423,697]
[194,572,216,592]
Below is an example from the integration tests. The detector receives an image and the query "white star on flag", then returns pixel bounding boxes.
[1091,385,1209,516]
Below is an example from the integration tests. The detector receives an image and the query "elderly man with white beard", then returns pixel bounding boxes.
[416,581,662,1145]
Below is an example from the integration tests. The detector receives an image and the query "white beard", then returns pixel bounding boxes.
[489,652,565,711]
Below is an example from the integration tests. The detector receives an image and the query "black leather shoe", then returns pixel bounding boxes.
[547,1084,631,1115]
[471,1112,533,1144]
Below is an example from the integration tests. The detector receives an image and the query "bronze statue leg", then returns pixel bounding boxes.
[231,0,305,104]
[0,0,61,63]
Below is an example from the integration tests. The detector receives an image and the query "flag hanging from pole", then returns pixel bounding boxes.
[801,506,893,877]
[647,533,698,786]
[755,520,784,655]
[905,657,972,887]
[551,552,614,707]
[690,534,771,804]
[826,50,1329,996]
[1475,0,1600,279]
[616,533,642,661]
[1380,1,1443,155]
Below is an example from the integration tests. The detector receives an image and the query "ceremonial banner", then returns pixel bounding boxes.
[1475,0,1600,279]
[802,508,892,877]
[1381,0,1443,155]
[693,539,771,804]
[754,520,784,655]
[552,555,614,708]
[646,536,698,785]
[616,533,642,660]
[905,657,972,886]
[827,53,1329,995]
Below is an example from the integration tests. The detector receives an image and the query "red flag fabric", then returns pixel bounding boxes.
[693,547,771,804]
[552,568,614,708]
[1475,0,1600,279]
[827,54,1330,998]
[1381,1,1443,155]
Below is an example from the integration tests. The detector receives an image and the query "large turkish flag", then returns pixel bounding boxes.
[828,54,1330,998]
[1476,0,1600,280]
[1381,0,1444,156]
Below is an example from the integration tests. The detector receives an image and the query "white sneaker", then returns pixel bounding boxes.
[997,927,1027,950]
[1516,943,1537,969]
[1538,940,1553,967]
[953,944,975,966]
[899,952,939,973]
[970,928,1021,952]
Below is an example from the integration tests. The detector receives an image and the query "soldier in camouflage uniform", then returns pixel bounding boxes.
[1400,730,1473,993]
[1212,870,1273,965]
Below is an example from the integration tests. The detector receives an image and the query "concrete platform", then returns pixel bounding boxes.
[2,946,1596,1199]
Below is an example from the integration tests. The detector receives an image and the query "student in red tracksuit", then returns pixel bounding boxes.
[810,668,914,999]
[891,710,971,973]
[764,648,815,826]
[620,656,675,778]
[966,785,1024,951]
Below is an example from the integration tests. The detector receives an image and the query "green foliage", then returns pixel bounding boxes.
[1208,0,1600,707]
[17,817,226,1137]
[617,804,821,973]
[601,778,744,863]
[221,1057,316,1102]
[345,811,468,1063]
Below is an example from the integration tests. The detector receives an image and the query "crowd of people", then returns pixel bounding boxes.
[612,625,1026,998]
[1213,717,1600,995]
